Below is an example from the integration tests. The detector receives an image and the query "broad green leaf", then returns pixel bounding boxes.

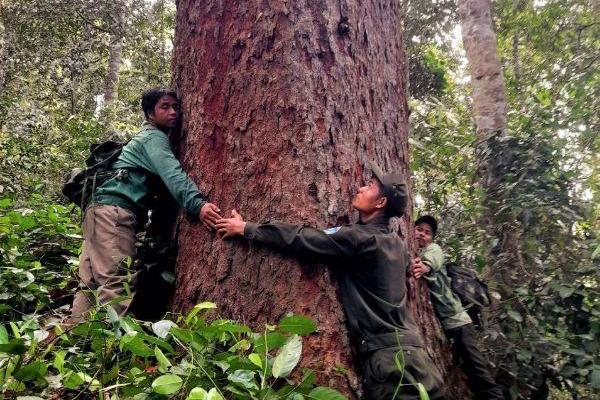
[249,353,263,368]
[152,320,177,339]
[155,346,172,371]
[0,339,27,354]
[0,198,12,208]
[152,374,183,395]
[206,388,224,400]
[186,302,217,324]
[211,320,251,334]
[171,327,194,343]
[229,339,251,352]
[17,397,45,400]
[279,315,317,335]
[308,387,348,400]
[187,387,208,400]
[107,306,120,324]
[416,382,430,400]
[120,332,153,357]
[297,369,316,391]
[228,369,258,390]
[254,332,286,353]
[63,371,85,389]
[272,335,302,378]
[14,362,48,382]
[53,350,66,374]
[0,325,8,344]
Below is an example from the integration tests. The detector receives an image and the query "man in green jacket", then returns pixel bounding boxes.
[413,215,504,400]
[216,165,444,400]
[71,88,221,318]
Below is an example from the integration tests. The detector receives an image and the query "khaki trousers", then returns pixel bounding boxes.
[71,205,138,318]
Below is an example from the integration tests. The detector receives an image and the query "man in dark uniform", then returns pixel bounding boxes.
[216,165,444,400]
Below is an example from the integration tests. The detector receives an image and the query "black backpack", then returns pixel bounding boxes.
[62,141,127,210]
[445,262,491,327]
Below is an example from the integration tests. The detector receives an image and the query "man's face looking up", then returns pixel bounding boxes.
[415,223,434,249]
[352,178,386,214]
[149,95,179,130]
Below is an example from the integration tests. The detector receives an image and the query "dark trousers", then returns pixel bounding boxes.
[362,345,445,400]
[446,324,504,400]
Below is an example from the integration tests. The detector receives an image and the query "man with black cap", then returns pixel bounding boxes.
[413,215,504,400]
[216,164,444,400]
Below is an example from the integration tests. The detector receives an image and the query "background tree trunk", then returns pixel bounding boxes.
[100,1,126,135]
[171,0,458,396]
[457,0,522,294]
[458,0,522,391]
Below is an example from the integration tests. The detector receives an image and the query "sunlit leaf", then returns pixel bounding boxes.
[152,374,183,395]
[272,335,302,378]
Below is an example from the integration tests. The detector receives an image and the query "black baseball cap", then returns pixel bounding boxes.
[415,215,438,236]
[371,162,408,217]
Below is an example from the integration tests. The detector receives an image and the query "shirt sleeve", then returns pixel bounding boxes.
[420,243,445,274]
[142,132,206,215]
[243,221,359,260]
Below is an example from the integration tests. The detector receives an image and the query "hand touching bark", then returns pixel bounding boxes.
[200,203,222,230]
[412,257,431,279]
[216,209,247,239]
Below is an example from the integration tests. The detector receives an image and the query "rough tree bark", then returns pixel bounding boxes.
[171,0,455,397]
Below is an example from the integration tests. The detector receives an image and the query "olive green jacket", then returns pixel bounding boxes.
[420,242,471,330]
[94,122,206,217]
[244,216,424,350]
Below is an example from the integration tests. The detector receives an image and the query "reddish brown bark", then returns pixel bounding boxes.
[171,0,456,397]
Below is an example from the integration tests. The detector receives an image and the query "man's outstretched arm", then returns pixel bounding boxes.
[216,210,358,260]
[413,243,444,279]
[143,132,221,229]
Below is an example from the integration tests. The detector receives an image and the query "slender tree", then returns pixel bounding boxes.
[457,0,522,296]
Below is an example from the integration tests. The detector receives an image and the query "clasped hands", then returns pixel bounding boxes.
[199,203,246,239]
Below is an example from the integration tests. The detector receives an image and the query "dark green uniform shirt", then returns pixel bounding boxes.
[94,122,206,217]
[244,216,423,350]
[420,243,471,330]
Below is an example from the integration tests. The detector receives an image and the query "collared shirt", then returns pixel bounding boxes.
[94,122,206,217]
[420,243,471,330]
[244,216,424,349]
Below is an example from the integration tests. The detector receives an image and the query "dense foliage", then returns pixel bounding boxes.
[0,196,80,322]
[408,0,599,398]
[0,303,353,399]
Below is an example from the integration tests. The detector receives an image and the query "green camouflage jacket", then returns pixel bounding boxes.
[421,242,471,330]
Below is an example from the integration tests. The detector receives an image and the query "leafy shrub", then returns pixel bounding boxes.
[0,303,349,399]
[0,195,81,321]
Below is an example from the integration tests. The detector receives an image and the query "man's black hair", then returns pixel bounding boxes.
[141,88,178,119]
[415,215,438,236]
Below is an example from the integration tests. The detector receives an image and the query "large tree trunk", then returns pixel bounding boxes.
[458,0,522,392]
[171,0,455,396]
